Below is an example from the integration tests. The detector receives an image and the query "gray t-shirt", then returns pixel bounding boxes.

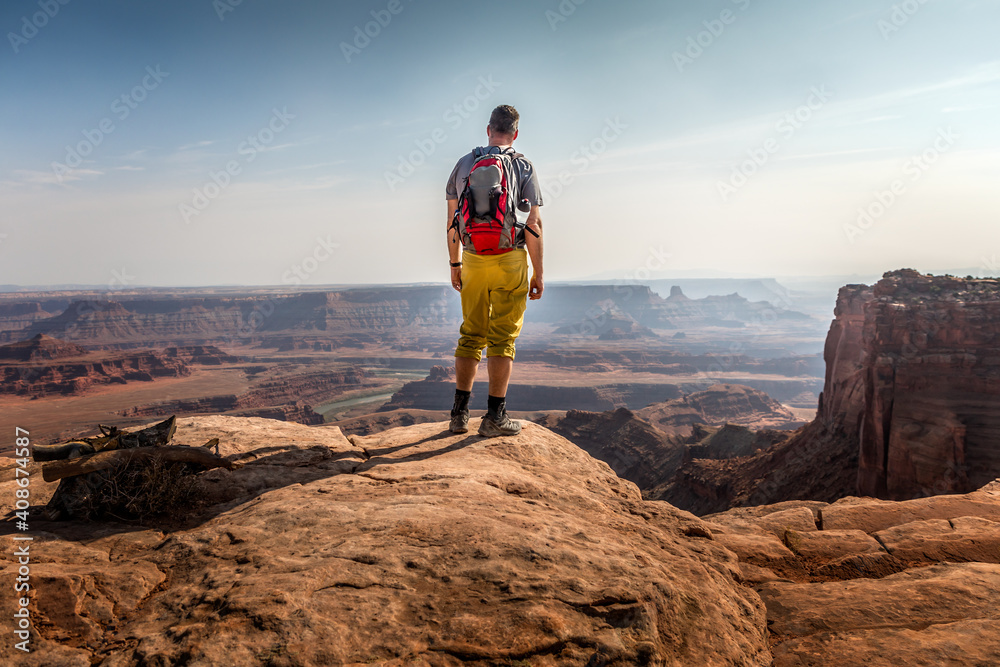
[446,147,543,252]
[445,147,544,206]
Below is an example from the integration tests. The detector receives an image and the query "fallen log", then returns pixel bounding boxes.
[32,441,96,462]
[42,442,239,483]
[32,415,178,462]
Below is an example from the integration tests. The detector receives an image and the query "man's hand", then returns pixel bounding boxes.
[529,273,543,300]
[451,266,463,292]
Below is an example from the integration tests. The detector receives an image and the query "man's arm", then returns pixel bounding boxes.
[525,206,544,300]
[447,199,462,292]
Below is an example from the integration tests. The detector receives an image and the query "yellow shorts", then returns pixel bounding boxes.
[455,248,529,361]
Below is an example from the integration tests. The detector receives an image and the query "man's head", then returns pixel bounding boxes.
[487,105,519,145]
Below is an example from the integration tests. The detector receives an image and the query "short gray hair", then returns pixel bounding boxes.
[489,105,519,137]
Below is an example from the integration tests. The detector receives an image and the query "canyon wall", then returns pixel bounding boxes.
[856,270,1000,499]
[0,339,243,397]
[0,333,87,361]
[0,350,192,396]
[0,301,55,336]
[4,287,461,347]
[0,284,817,348]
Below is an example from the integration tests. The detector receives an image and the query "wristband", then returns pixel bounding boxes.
[450,261,462,268]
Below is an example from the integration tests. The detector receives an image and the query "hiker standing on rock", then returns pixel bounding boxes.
[445,104,544,437]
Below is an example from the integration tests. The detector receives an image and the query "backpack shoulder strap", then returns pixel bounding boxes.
[476,146,517,158]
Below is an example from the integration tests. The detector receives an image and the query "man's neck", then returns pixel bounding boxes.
[487,133,514,149]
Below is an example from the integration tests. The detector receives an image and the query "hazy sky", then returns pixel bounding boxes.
[2,0,998,287]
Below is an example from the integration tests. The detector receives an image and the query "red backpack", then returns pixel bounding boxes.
[452,146,521,255]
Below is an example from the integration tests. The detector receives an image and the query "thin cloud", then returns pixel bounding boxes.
[343,117,433,134]
[7,168,104,186]
[116,149,149,161]
[775,147,899,162]
[177,140,216,151]
[818,7,883,31]
[246,175,354,193]
[261,160,348,176]
[843,115,903,126]
[836,60,1000,116]
[943,103,998,113]
[608,62,1000,164]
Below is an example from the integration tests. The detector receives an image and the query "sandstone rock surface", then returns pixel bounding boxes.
[702,480,1000,666]
[4,416,1000,665]
[0,417,770,666]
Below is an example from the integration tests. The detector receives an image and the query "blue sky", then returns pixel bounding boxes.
[1,0,998,287]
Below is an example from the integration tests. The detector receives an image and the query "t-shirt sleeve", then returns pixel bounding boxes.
[519,160,544,207]
[445,158,462,200]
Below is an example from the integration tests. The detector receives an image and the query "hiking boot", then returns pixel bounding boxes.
[478,411,522,437]
[449,409,470,434]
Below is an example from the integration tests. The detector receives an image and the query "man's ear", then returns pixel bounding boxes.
[486,125,492,140]
[512,130,519,142]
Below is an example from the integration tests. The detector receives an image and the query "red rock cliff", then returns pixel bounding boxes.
[856,270,1000,499]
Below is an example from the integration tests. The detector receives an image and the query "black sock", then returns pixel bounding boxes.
[487,395,506,418]
[453,389,471,414]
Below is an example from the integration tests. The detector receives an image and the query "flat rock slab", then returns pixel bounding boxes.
[758,562,1000,638]
[703,521,796,564]
[707,482,1000,666]
[705,501,828,523]
[772,618,1000,667]
[783,529,883,562]
[756,507,818,537]
[876,516,1000,564]
[0,417,770,667]
[821,493,1000,533]
[812,551,905,580]
[711,506,818,539]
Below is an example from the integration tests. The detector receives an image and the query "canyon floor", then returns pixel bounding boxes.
[0,332,822,452]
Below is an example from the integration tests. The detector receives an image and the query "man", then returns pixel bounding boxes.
[445,104,544,437]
